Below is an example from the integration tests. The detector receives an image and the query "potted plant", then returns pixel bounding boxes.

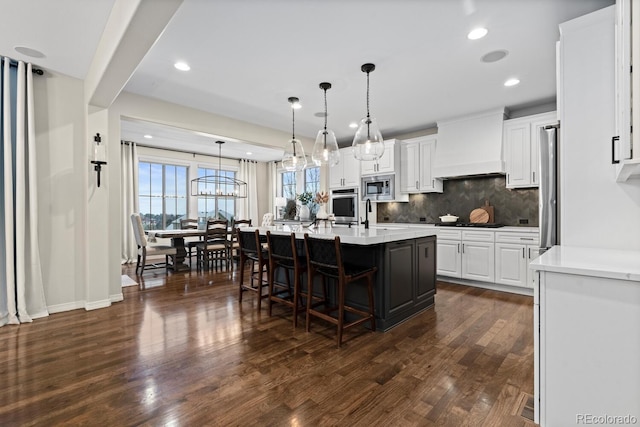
[296,191,314,220]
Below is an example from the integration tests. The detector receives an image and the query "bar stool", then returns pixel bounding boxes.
[265,231,307,328]
[303,234,376,347]
[229,219,252,268]
[237,228,269,311]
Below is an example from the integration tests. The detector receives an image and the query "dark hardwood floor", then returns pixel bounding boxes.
[0,262,537,426]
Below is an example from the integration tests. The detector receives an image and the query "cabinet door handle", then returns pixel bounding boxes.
[432,179,435,187]
[522,247,525,258]
[462,244,465,254]
[507,173,509,183]
[457,243,460,253]
[612,136,620,164]
[424,247,428,258]
[528,248,531,259]
[416,180,419,189]
[520,237,534,241]
[532,171,536,182]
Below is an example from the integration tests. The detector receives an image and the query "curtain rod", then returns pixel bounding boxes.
[121,140,256,162]
[5,58,44,75]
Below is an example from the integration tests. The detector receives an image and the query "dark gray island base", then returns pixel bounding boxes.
[339,236,436,331]
[253,226,437,331]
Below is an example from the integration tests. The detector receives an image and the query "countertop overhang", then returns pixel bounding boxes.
[530,245,640,281]
[247,225,437,245]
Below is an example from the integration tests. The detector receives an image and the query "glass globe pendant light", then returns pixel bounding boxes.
[312,82,340,167]
[352,63,385,161]
[282,96,307,172]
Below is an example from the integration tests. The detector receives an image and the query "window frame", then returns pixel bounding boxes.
[137,158,189,230]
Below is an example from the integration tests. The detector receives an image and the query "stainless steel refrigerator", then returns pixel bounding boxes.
[539,124,559,254]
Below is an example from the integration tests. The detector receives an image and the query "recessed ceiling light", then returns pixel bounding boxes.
[14,46,45,58]
[174,62,190,71]
[246,151,253,155]
[481,50,508,63]
[467,28,488,40]
[504,78,520,87]
[143,134,153,139]
[349,122,358,128]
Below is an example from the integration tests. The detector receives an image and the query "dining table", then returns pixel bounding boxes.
[147,227,237,272]
[146,229,206,272]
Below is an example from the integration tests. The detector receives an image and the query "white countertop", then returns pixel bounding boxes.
[249,224,437,245]
[530,245,640,281]
[377,223,539,233]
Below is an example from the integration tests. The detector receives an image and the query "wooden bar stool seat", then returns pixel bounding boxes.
[303,234,376,347]
[266,231,307,328]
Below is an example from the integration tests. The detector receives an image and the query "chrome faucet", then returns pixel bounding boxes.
[361,198,372,229]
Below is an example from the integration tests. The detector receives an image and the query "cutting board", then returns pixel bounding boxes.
[480,200,495,223]
[470,208,489,223]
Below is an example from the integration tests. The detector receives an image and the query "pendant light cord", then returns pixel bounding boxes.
[323,87,328,149]
[366,70,371,120]
[291,106,297,156]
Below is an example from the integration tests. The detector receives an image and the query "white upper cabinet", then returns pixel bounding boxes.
[613,0,640,181]
[503,111,557,189]
[400,136,443,193]
[360,139,398,176]
[329,146,360,189]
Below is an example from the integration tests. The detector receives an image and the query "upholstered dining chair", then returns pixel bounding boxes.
[130,213,177,275]
[261,213,274,226]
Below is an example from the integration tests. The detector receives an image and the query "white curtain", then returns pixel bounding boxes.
[268,161,277,216]
[237,159,258,224]
[121,141,139,264]
[1,58,48,327]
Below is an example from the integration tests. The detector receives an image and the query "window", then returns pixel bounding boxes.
[197,167,237,222]
[277,166,321,220]
[304,167,320,195]
[139,161,188,230]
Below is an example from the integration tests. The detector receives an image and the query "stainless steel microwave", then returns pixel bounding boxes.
[361,174,395,201]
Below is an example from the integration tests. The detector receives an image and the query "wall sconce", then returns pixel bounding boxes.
[90,133,107,187]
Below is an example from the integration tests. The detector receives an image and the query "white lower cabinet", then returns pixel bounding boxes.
[437,228,539,291]
[437,229,494,283]
[436,238,461,277]
[495,231,540,288]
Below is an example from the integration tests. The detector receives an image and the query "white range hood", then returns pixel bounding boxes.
[434,108,507,178]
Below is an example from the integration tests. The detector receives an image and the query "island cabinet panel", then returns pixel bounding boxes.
[384,240,415,316]
[416,238,437,303]
[381,236,437,330]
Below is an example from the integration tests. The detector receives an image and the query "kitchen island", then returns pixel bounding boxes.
[251,225,438,330]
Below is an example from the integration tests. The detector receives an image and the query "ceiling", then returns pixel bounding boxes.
[2,0,614,161]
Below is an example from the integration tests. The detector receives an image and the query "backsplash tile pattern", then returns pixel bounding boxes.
[377,175,539,226]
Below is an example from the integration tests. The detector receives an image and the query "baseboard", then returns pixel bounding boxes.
[110,292,124,303]
[47,301,85,314]
[85,299,112,311]
[437,276,533,296]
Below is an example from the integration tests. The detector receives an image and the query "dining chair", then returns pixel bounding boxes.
[266,231,307,328]
[303,233,376,347]
[261,213,274,226]
[196,219,230,271]
[130,213,177,275]
[237,228,269,311]
[228,219,252,268]
[180,218,200,267]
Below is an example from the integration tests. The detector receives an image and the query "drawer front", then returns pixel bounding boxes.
[461,230,495,242]
[437,229,462,240]
[495,231,539,245]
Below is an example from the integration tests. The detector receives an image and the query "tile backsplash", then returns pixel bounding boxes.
[377,175,539,226]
